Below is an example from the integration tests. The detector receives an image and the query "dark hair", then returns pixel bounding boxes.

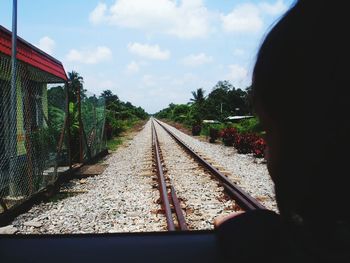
[252,1,349,223]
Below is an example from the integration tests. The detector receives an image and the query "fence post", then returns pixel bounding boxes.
[77,84,83,163]
[66,82,72,170]
[9,0,18,197]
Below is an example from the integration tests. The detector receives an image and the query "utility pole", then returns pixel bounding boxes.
[9,0,18,196]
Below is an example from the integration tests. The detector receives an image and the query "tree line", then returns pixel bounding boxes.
[48,71,149,161]
[154,80,253,126]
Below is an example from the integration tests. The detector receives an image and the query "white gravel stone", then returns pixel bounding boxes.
[11,121,166,234]
[154,121,236,230]
[8,119,277,235]
[0,225,18,234]
[157,120,278,212]
[23,220,42,228]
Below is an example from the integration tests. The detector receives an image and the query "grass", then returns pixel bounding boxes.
[107,137,124,151]
[106,119,148,152]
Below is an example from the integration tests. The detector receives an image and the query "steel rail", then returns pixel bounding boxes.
[151,121,175,231]
[170,185,188,231]
[152,121,189,231]
[154,119,265,211]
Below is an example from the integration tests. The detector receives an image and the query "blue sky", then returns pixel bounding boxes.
[0,0,294,113]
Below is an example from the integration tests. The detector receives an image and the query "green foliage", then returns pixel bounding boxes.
[48,106,65,139]
[154,80,255,128]
[190,88,205,105]
[107,137,123,151]
[102,90,148,123]
[172,104,190,122]
[67,71,86,103]
[48,85,65,109]
[232,117,263,134]
[101,89,148,145]
[200,123,226,136]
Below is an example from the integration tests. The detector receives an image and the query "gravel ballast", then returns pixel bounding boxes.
[10,121,166,234]
[4,119,277,234]
[154,121,235,230]
[158,120,278,212]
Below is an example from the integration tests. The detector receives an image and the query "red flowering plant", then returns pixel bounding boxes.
[233,133,258,154]
[219,127,238,146]
[252,137,267,158]
[234,133,267,158]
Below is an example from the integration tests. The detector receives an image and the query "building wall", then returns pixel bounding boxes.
[0,54,48,156]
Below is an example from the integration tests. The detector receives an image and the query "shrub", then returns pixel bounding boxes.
[234,133,254,153]
[110,119,128,137]
[234,133,259,154]
[105,123,113,140]
[201,123,225,136]
[252,137,267,158]
[234,133,267,158]
[209,128,220,143]
[220,127,238,146]
[233,117,263,134]
[191,125,202,136]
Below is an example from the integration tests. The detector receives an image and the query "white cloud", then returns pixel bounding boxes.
[221,3,263,33]
[226,64,250,88]
[66,46,112,64]
[89,0,211,38]
[126,61,140,74]
[182,53,213,67]
[37,36,55,55]
[221,1,288,34]
[259,0,287,15]
[89,2,107,25]
[127,42,170,60]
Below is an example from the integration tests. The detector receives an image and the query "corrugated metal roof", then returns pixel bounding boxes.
[226,116,254,120]
[0,25,67,82]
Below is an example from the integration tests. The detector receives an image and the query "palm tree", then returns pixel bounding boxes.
[190,88,206,125]
[190,88,205,105]
[66,71,85,162]
[67,71,84,103]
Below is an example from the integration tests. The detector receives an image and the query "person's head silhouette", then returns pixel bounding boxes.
[252,0,349,225]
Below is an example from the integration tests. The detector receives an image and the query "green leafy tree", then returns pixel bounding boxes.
[101,90,119,106]
[190,88,205,105]
[67,71,85,103]
[190,88,206,124]
[48,85,65,109]
[101,89,149,139]
[202,80,250,121]
[171,104,190,122]
[154,80,252,127]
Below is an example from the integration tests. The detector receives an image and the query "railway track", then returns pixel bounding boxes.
[151,121,188,231]
[10,119,266,234]
[151,118,264,231]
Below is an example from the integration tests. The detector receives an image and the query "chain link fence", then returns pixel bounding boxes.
[0,55,106,214]
[81,91,106,162]
[0,52,68,212]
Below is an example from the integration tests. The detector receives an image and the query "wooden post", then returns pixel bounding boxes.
[77,84,83,163]
[66,82,72,169]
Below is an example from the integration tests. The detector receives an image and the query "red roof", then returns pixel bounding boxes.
[0,25,67,82]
